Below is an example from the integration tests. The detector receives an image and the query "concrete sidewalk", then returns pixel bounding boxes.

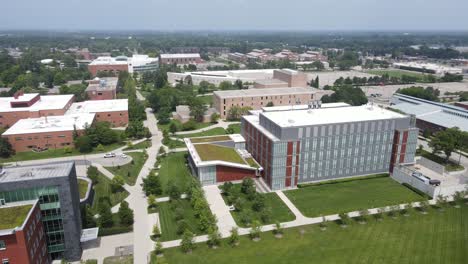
[203,185,238,236]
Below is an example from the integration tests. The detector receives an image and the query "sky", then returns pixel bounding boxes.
[2,0,467,31]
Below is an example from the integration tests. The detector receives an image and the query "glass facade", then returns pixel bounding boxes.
[0,186,65,259]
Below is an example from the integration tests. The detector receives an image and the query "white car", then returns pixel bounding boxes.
[104,153,116,158]
[120,154,128,158]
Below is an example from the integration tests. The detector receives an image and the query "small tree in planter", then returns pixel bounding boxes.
[154,240,163,257]
[419,200,430,214]
[152,224,161,240]
[358,209,369,224]
[338,212,349,227]
[180,231,195,253]
[249,221,262,241]
[207,228,221,249]
[228,227,239,247]
[319,215,327,230]
[386,206,396,218]
[374,208,384,221]
[273,221,283,238]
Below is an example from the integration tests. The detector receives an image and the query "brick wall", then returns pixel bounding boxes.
[216,165,256,182]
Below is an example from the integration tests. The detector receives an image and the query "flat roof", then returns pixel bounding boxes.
[260,104,405,128]
[2,114,95,135]
[254,79,288,85]
[66,99,128,114]
[0,162,74,184]
[86,77,118,92]
[0,94,74,113]
[89,56,128,66]
[160,53,201,59]
[0,201,35,231]
[214,87,314,98]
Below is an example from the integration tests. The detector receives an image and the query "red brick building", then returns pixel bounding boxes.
[87,56,129,77]
[0,92,75,128]
[0,200,50,264]
[66,99,128,127]
[85,77,118,100]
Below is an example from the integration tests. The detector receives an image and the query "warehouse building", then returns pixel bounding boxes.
[0,162,83,261]
[241,102,418,190]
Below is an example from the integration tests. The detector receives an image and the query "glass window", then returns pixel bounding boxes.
[0,240,5,250]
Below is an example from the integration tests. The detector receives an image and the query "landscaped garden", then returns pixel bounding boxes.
[190,135,231,143]
[105,152,147,185]
[78,179,90,199]
[220,180,295,227]
[156,200,203,241]
[158,119,213,133]
[285,174,425,217]
[151,205,468,264]
[0,204,33,230]
[87,167,129,211]
[148,152,193,196]
[416,148,464,172]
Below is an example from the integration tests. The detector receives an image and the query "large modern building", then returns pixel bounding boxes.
[88,55,159,76]
[213,87,330,118]
[0,92,75,128]
[241,103,418,190]
[0,162,82,260]
[159,53,202,65]
[0,200,50,264]
[390,94,468,133]
[85,77,118,100]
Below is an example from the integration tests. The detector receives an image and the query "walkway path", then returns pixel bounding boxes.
[203,185,238,236]
[81,233,134,264]
[275,191,307,220]
[174,120,239,135]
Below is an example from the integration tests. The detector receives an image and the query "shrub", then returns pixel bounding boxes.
[152,224,161,239]
[228,227,239,246]
[110,176,125,193]
[358,209,369,222]
[180,231,195,253]
[154,240,163,255]
[63,146,73,154]
[207,228,221,248]
[249,221,261,240]
[260,208,271,223]
[338,212,349,226]
[240,212,252,226]
[252,195,266,212]
[96,144,105,152]
[176,220,189,235]
[118,201,134,226]
[273,221,283,235]
[319,215,327,229]
[241,178,256,196]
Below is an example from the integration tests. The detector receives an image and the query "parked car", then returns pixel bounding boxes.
[412,171,430,184]
[120,153,128,158]
[104,153,116,158]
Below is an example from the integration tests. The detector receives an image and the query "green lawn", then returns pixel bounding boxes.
[157,200,203,241]
[105,152,147,186]
[366,69,434,82]
[103,255,133,264]
[78,179,90,199]
[197,95,213,105]
[285,176,425,217]
[152,206,468,264]
[162,137,186,149]
[194,144,246,164]
[0,143,124,163]
[227,123,241,134]
[417,149,464,172]
[158,119,213,133]
[91,173,129,211]
[157,152,193,196]
[124,140,151,150]
[190,135,231,143]
[245,157,259,168]
[0,204,33,229]
[175,127,227,138]
[221,185,295,227]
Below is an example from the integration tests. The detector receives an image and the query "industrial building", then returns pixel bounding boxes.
[0,200,50,264]
[213,87,330,118]
[0,162,83,260]
[241,103,418,190]
[390,93,468,133]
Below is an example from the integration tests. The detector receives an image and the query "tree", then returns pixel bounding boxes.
[219,81,234,90]
[118,200,134,226]
[321,85,368,106]
[180,231,195,253]
[0,138,14,158]
[169,122,178,135]
[148,195,157,209]
[312,60,325,71]
[152,224,161,239]
[249,221,262,240]
[82,205,96,228]
[210,113,220,123]
[75,135,93,153]
[234,79,243,90]
[273,221,283,237]
[188,97,208,122]
[338,212,349,226]
[228,227,239,246]
[241,178,256,196]
[207,228,221,248]
[110,176,125,193]
[157,109,171,124]
[154,240,163,256]
[98,202,113,228]
[252,195,266,212]
[87,166,99,184]
[397,86,439,102]
[143,172,163,196]
[167,181,181,201]
[429,127,464,163]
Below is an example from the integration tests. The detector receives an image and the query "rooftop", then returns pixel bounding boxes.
[160,53,201,59]
[214,87,315,98]
[254,79,288,86]
[89,56,128,66]
[86,77,118,92]
[2,114,95,135]
[0,162,74,184]
[194,144,247,164]
[259,104,405,128]
[0,94,74,113]
[66,99,128,114]
[0,201,35,231]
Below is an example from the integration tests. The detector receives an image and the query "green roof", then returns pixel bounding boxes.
[194,144,247,165]
[245,157,260,168]
[0,204,33,230]
[190,135,232,144]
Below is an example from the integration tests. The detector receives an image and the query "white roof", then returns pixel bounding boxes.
[160,53,201,59]
[89,56,128,66]
[260,104,405,128]
[0,94,74,113]
[214,87,314,98]
[2,114,95,135]
[66,99,128,114]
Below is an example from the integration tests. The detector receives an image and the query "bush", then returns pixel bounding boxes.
[181,119,197,131]
[111,176,125,193]
[96,144,105,152]
[98,226,132,236]
[207,228,221,248]
[273,221,283,235]
[180,231,195,253]
[239,211,252,226]
[249,221,261,240]
[228,227,239,246]
[167,181,181,201]
[338,212,349,226]
[177,220,189,235]
[260,208,271,223]
[252,195,266,212]
[118,201,134,226]
[152,225,161,239]
[63,146,73,154]
[241,178,256,196]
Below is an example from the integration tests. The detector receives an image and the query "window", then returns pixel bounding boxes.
[2,259,9,264]
[0,240,5,250]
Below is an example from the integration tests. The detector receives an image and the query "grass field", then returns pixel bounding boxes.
[124,140,151,150]
[157,152,193,196]
[78,179,90,199]
[0,143,124,163]
[106,152,147,185]
[158,119,213,133]
[285,176,425,217]
[190,135,231,143]
[227,123,241,134]
[152,206,468,264]
[157,200,203,241]
[367,69,430,80]
[197,95,213,105]
[221,185,295,227]
[175,127,227,138]
[194,144,246,164]
[91,173,129,211]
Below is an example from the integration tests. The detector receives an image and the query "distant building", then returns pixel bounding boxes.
[204,47,230,55]
[85,77,118,100]
[254,69,308,88]
[0,162,83,260]
[169,47,200,54]
[227,52,247,63]
[391,93,468,133]
[128,55,159,73]
[454,101,468,110]
[0,200,50,264]
[213,87,327,118]
[242,103,418,190]
[172,105,217,123]
[159,53,202,65]
[393,62,462,75]
[88,55,159,76]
